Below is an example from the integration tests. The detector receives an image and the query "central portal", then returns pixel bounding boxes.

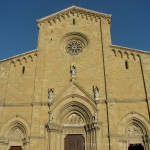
[65,134,85,150]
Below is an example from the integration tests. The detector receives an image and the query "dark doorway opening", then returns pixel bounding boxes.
[9,146,23,150]
[65,134,85,150]
[128,144,144,150]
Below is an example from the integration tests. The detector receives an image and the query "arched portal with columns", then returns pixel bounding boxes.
[118,113,150,150]
[45,96,101,150]
[0,116,30,150]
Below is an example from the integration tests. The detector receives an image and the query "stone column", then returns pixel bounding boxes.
[93,122,101,150]
[45,122,63,150]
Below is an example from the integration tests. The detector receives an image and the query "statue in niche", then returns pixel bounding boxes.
[70,65,76,78]
[48,88,54,102]
[48,111,53,123]
[93,86,99,100]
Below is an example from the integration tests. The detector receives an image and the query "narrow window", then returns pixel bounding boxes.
[73,18,75,25]
[22,66,25,74]
[125,61,129,69]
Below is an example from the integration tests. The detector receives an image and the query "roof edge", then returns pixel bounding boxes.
[110,45,150,55]
[0,49,38,63]
[36,5,112,23]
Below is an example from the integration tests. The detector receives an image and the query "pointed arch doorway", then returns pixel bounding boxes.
[65,134,85,150]
[128,144,144,150]
[46,101,100,150]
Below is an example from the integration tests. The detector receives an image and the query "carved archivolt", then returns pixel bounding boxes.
[55,101,93,125]
[118,112,150,136]
[1,116,30,139]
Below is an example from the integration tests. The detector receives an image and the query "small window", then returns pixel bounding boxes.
[125,61,129,69]
[73,18,75,25]
[22,66,25,74]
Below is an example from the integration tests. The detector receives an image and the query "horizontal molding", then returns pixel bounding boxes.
[0,102,48,107]
[107,99,146,103]
[0,99,147,107]
[30,136,45,139]
[97,99,146,104]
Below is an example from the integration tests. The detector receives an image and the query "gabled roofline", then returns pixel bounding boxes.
[0,49,38,63]
[36,5,112,23]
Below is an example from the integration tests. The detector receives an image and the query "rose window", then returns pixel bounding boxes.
[66,40,84,55]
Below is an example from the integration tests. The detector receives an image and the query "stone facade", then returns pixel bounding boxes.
[0,6,150,150]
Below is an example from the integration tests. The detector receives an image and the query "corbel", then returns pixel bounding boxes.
[48,20,52,25]
[107,18,111,24]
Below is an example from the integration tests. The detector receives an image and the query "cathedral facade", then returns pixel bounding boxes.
[0,6,150,150]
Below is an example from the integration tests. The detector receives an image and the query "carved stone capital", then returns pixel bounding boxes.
[22,137,30,145]
[0,136,8,144]
[146,134,150,143]
[84,122,102,132]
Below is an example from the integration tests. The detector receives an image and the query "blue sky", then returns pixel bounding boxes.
[0,0,150,60]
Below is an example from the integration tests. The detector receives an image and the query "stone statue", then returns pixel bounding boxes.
[48,88,54,102]
[93,86,99,100]
[48,111,53,122]
[93,112,98,123]
[70,65,76,78]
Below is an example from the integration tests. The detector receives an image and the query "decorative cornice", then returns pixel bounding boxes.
[0,49,38,63]
[111,45,150,55]
[36,6,112,25]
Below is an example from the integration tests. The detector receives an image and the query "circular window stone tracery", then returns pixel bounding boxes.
[66,40,84,55]
[60,32,89,56]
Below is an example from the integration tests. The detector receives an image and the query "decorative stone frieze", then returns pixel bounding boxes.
[45,123,63,133]
[64,113,84,126]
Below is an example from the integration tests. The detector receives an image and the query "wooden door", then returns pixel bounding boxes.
[65,134,85,150]
[9,146,23,150]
